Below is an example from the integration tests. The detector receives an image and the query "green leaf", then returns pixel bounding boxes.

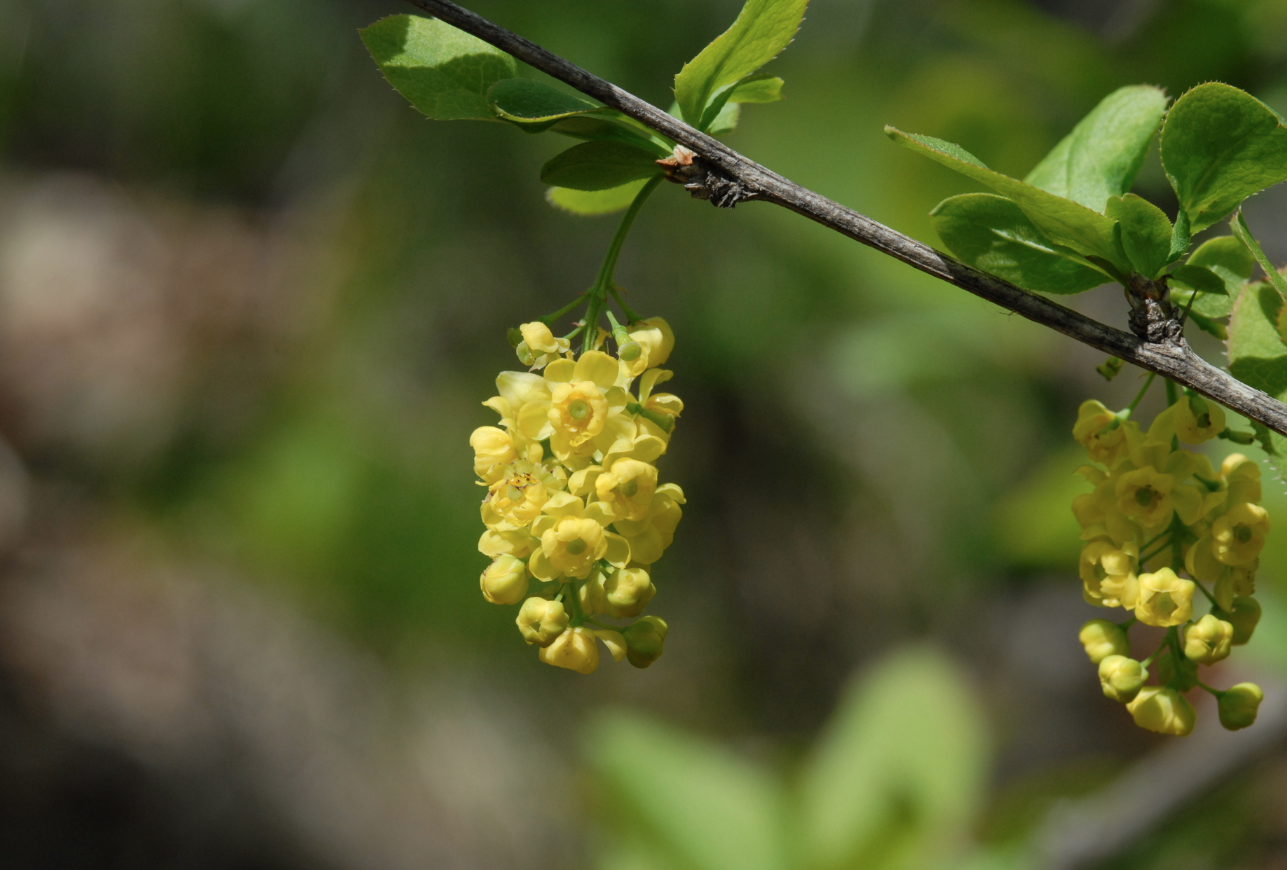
[540,141,663,191]
[728,74,785,104]
[1104,193,1172,278]
[1024,85,1168,213]
[1189,235,1256,283]
[1232,210,1287,303]
[796,647,988,870]
[1170,264,1231,319]
[546,179,650,215]
[1162,83,1287,233]
[360,15,516,121]
[930,194,1107,294]
[586,711,786,870]
[1227,280,1287,477]
[674,0,809,127]
[488,78,600,123]
[887,127,1131,271]
[707,102,741,136]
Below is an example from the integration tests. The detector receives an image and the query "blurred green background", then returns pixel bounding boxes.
[5,0,1287,868]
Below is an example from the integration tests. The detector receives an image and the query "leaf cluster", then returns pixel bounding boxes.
[888,83,1287,328]
[360,2,808,215]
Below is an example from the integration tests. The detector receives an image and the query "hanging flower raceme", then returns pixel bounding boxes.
[1072,383,1266,735]
[470,318,683,674]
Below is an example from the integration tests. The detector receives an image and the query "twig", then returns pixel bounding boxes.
[400,0,1287,437]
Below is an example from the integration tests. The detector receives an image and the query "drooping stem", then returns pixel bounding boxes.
[1124,372,1156,417]
[582,175,664,355]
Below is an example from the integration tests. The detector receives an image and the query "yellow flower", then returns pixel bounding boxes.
[1212,502,1269,565]
[1079,541,1139,608]
[478,527,539,559]
[1078,618,1130,663]
[1114,465,1186,529]
[481,461,552,530]
[1174,393,1225,444]
[481,555,529,605]
[593,629,628,661]
[536,352,636,461]
[539,626,600,674]
[1127,687,1196,736]
[1183,614,1234,664]
[1135,568,1195,627]
[470,426,517,484]
[626,317,674,369]
[1098,655,1145,703]
[516,321,571,369]
[603,566,656,618]
[612,483,685,565]
[596,458,659,522]
[1073,400,1133,465]
[516,598,568,647]
[622,616,668,668]
[529,493,630,580]
[1221,453,1262,506]
[1218,683,1263,731]
[1213,560,1257,611]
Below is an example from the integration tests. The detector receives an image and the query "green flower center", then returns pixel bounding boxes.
[568,399,590,421]
[1154,591,1177,617]
[1236,524,1253,543]
[1135,487,1157,508]
[565,538,587,556]
[621,479,638,498]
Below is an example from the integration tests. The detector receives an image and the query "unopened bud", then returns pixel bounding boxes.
[1183,614,1234,664]
[516,598,568,647]
[1079,619,1130,664]
[1098,655,1145,703]
[1096,357,1124,381]
[603,567,656,618]
[1213,597,1262,645]
[1127,686,1196,736]
[1218,682,1264,730]
[515,341,536,367]
[481,555,528,605]
[623,615,668,668]
[539,626,600,674]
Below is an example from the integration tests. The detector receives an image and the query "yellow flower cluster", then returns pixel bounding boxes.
[1072,392,1266,735]
[471,318,682,674]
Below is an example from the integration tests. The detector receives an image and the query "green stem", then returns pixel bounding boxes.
[541,292,590,327]
[582,175,664,355]
[1123,372,1157,417]
[1197,680,1224,697]
[1138,537,1171,566]
[1193,577,1219,608]
[1165,379,1179,407]
[610,284,643,323]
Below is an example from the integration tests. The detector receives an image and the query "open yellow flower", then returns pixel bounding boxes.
[596,458,658,522]
[1134,568,1195,627]
[1073,401,1136,465]
[516,598,568,647]
[1079,540,1139,608]
[528,492,630,580]
[1221,453,1262,507]
[1183,614,1234,664]
[1213,502,1269,565]
[1114,465,1176,528]
[626,317,674,369]
[481,461,552,530]
[612,483,685,565]
[516,321,570,369]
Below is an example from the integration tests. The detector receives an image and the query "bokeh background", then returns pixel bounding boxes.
[6,0,1287,867]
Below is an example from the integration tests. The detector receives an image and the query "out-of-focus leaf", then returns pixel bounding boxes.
[1024,85,1167,213]
[993,445,1088,567]
[1170,264,1231,319]
[1232,211,1287,305]
[887,128,1130,271]
[1227,281,1287,479]
[546,179,650,215]
[796,647,988,870]
[360,15,516,121]
[540,141,662,191]
[674,0,808,126]
[1105,193,1172,278]
[931,194,1107,294]
[587,711,786,870]
[1189,235,1255,283]
[1162,83,1287,233]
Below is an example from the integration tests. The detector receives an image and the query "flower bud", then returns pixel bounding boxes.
[1098,655,1145,703]
[623,616,668,668]
[1079,619,1130,664]
[603,567,656,618]
[1156,646,1199,692]
[1213,597,1262,645]
[626,317,674,368]
[1127,686,1196,736]
[515,341,536,366]
[1182,614,1234,664]
[1218,682,1264,731]
[539,626,600,674]
[481,555,529,605]
[516,598,569,647]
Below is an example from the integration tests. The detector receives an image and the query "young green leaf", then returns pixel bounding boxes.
[1024,85,1168,213]
[361,15,516,121]
[546,179,651,216]
[930,194,1108,294]
[886,127,1131,271]
[1189,235,1256,283]
[1105,193,1172,278]
[674,0,808,127]
[1232,210,1287,303]
[586,712,787,870]
[706,102,741,136]
[1170,264,1231,318]
[1227,280,1287,477]
[727,74,785,104]
[488,79,600,123]
[540,141,663,191]
[1163,83,1287,233]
